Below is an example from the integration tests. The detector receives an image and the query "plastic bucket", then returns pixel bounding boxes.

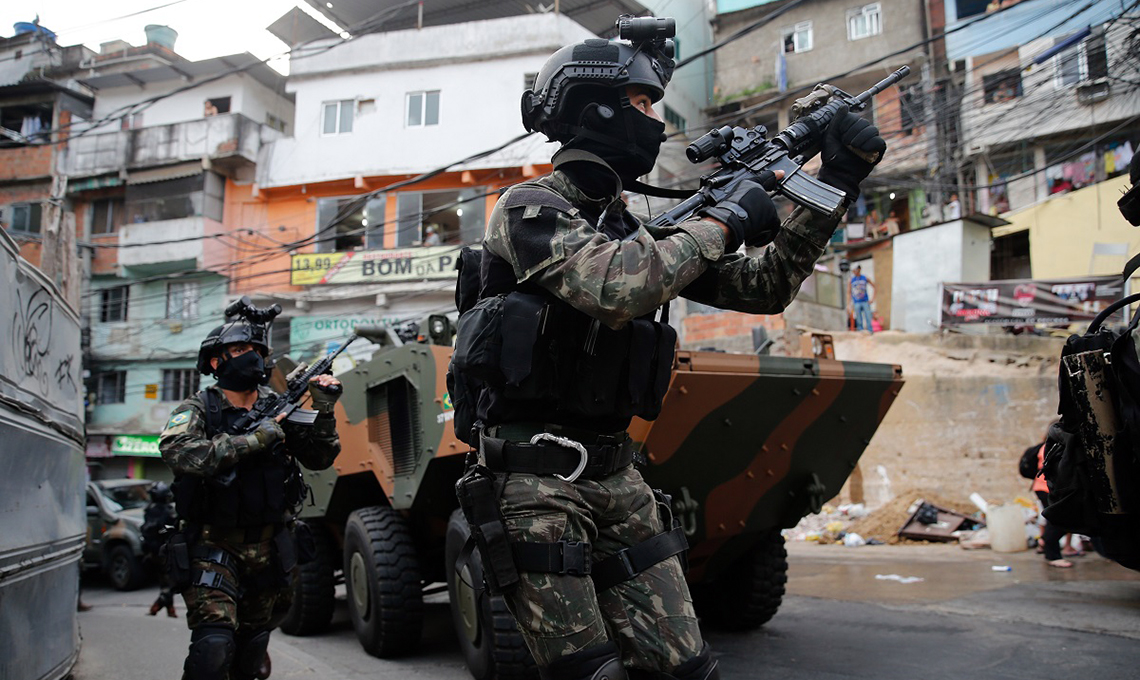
[987,504,1027,553]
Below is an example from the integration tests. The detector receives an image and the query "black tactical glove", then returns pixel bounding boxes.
[698,179,780,251]
[817,104,886,202]
[246,418,285,454]
[307,379,342,415]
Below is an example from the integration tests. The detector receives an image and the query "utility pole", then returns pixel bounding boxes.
[40,107,80,312]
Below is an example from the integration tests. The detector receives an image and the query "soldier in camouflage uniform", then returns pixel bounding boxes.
[160,317,341,680]
[452,16,886,680]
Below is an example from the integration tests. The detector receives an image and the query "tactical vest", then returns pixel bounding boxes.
[172,389,303,528]
[448,181,676,441]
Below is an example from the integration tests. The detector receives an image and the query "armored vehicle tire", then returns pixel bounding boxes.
[106,544,145,591]
[693,529,787,631]
[344,506,423,657]
[279,522,337,636]
[445,510,538,680]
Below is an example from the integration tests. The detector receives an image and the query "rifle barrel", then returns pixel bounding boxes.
[854,66,911,106]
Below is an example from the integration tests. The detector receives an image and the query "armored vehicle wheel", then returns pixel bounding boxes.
[106,544,144,591]
[445,510,538,680]
[344,506,423,657]
[279,522,337,636]
[693,529,787,631]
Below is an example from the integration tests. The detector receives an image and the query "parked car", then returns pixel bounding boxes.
[83,479,152,591]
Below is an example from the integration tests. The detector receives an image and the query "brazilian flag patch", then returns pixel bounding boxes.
[167,411,191,428]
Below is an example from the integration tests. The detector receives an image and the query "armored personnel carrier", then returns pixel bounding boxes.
[279,323,902,679]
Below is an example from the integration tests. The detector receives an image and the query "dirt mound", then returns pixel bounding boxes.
[847,489,979,542]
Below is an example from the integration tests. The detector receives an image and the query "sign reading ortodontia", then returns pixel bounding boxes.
[941,276,1126,326]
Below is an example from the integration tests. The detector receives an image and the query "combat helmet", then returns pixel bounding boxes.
[149,481,172,503]
[521,14,675,143]
[196,319,271,375]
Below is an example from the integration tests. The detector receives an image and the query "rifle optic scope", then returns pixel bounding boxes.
[686,126,737,164]
[225,295,283,324]
[617,15,675,44]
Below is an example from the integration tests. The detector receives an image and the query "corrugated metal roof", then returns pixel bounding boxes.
[77,53,291,98]
[305,0,648,37]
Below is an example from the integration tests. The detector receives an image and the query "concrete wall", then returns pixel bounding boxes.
[831,331,1064,507]
[713,0,926,101]
[86,73,294,135]
[262,15,595,187]
[891,218,992,332]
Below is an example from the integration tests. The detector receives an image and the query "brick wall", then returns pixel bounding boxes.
[0,146,53,182]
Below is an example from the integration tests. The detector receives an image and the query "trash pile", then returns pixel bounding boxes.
[784,489,1043,551]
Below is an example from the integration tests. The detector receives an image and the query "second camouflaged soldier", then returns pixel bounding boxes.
[451,15,886,680]
[160,312,342,680]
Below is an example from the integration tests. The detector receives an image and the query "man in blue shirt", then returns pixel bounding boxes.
[850,265,875,332]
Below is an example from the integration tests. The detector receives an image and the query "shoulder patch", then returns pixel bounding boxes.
[167,411,191,428]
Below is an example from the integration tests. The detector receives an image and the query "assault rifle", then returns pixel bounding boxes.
[646,66,910,228]
[230,334,358,434]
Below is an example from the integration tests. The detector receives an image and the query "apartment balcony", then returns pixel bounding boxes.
[65,113,274,178]
[117,216,216,273]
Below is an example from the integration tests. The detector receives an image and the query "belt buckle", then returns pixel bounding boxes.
[529,433,589,483]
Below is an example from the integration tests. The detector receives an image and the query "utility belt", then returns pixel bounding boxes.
[482,423,638,484]
[454,429,687,595]
[162,521,316,598]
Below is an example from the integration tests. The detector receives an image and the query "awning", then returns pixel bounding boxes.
[126,161,203,185]
[67,174,122,193]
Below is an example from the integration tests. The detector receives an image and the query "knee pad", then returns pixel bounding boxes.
[668,644,718,680]
[541,642,627,680]
[184,626,235,680]
[232,630,272,680]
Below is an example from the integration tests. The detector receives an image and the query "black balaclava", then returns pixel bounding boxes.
[215,349,267,392]
[560,88,667,187]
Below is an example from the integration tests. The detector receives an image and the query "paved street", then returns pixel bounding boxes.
[74,541,1140,679]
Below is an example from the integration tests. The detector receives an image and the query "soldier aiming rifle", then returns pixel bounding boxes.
[159,297,344,680]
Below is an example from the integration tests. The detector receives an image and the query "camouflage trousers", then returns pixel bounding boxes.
[497,465,703,671]
[182,534,293,636]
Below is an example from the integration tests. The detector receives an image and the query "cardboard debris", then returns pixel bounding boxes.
[897,500,986,542]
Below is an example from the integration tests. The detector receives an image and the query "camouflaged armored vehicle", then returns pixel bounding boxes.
[278,322,902,679]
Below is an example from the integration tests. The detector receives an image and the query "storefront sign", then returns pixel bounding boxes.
[111,434,162,458]
[144,384,158,399]
[941,276,1125,326]
[291,246,459,285]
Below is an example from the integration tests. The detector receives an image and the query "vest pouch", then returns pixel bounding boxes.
[172,476,208,524]
[569,320,627,417]
[500,292,557,401]
[453,295,506,385]
[618,320,676,421]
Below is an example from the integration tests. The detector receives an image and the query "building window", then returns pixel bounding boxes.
[124,172,224,224]
[322,99,353,135]
[663,105,687,132]
[899,84,925,135]
[782,22,812,54]
[396,188,486,247]
[166,281,200,319]
[162,369,199,402]
[97,371,126,404]
[7,202,43,234]
[847,3,882,41]
[100,285,130,322]
[89,198,125,235]
[266,113,287,133]
[120,112,143,130]
[1054,32,1109,88]
[982,69,1022,104]
[406,90,441,127]
[315,195,386,253]
[204,96,231,116]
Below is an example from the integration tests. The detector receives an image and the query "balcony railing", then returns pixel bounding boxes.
[65,113,274,178]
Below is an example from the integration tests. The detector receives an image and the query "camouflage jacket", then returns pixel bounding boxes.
[159,384,340,479]
[483,169,840,329]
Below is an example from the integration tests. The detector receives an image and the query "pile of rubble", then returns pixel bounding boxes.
[785,489,1041,550]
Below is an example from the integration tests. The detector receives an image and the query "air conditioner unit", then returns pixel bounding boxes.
[965,141,987,157]
[1076,78,1110,105]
